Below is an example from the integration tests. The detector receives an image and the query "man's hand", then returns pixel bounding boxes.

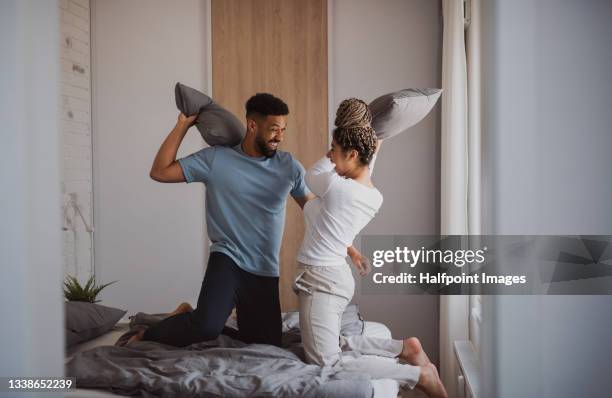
[177,112,198,128]
[348,246,371,277]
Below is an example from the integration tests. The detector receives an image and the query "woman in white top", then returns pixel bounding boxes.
[294,99,447,398]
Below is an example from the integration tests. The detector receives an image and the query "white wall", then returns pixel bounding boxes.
[1,0,64,384]
[481,0,612,397]
[60,0,94,281]
[92,0,209,314]
[332,0,442,365]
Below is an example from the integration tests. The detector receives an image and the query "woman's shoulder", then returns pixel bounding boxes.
[328,179,382,203]
[371,188,384,208]
[362,185,383,208]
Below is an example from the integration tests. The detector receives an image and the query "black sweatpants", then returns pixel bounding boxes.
[142,252,282,347]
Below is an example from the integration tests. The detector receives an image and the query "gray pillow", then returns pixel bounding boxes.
[65,301,126,348]
[175,82,245,146]
[369,88,442,139]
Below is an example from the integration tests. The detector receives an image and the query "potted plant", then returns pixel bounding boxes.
[63,275,117,303]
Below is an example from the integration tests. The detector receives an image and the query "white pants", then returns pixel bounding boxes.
[294,263,420,390]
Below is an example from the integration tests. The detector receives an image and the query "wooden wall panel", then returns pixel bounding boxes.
[212,0,328,310]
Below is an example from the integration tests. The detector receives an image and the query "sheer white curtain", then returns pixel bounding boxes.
[439,0,482,396]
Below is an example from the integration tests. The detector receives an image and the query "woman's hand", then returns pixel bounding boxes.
[348,246,371,277]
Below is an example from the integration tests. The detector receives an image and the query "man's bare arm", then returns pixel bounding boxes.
[149,113,197,183]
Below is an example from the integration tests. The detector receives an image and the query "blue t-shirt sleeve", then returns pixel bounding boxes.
[178,147,216,183]
[290,157,309,198]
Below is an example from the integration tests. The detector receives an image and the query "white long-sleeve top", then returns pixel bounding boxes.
[297,155,383,267]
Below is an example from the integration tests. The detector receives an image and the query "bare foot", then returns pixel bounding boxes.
[127,330,145,345]
[416,363,448,398]
[167,302,193,317]
[400,337,431,366]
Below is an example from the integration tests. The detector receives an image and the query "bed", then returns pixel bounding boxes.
[65,308,418,398]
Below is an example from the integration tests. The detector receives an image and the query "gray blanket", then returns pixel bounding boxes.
[66,306,372,398]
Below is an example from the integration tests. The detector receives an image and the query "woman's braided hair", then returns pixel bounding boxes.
[333,98,377,165]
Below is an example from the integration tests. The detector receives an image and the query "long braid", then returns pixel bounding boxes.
[333,98,377,165]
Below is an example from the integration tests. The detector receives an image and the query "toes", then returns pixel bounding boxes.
[402,337,423,359]
[406,337,422,353]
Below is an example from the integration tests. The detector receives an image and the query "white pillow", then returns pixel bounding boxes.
[369,88,442,139]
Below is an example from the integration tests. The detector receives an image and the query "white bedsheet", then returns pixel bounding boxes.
[363,321,393,339]
[65,320,130,361]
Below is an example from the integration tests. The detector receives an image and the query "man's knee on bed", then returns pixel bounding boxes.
[190,310,226,340]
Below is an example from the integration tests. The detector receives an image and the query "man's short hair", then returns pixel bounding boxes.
[245,93,289,119]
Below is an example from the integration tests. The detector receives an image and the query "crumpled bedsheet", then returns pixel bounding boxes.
[66,306,372,398]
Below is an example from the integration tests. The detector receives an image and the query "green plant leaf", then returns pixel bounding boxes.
[63,275,118,303]
[84,276,94,293]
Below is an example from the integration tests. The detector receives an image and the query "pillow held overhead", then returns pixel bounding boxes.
[369,88,442,140]
[175,82,245,147]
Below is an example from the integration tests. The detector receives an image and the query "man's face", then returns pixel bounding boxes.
[253,115,287,157]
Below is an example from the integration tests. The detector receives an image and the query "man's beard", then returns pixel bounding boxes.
[255,134,278,158]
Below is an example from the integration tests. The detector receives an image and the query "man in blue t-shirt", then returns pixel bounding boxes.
[141,94,312,347]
